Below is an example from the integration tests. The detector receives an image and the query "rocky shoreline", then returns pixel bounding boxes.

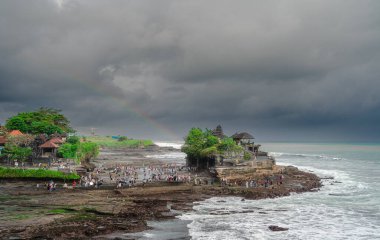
[0,146,321,240]
[0,168,320,239]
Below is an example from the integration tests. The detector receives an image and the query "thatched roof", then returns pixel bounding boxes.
[231,132,254,140]
[212,125,227,139]
[39,140,59,149]
[49,137,63,144]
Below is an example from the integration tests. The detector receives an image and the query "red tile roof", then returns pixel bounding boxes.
[9,130,23,136]
[49,137,63,144]
[39,140,59,148]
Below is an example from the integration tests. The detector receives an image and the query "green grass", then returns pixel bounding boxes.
[0,194,31,202]
[0,167,80,180]
[60,207,106,222]
[48,208,76,214]
[12,214,32,220]
[86,136,154,148]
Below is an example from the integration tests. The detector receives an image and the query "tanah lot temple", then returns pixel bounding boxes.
[187,125,277,180]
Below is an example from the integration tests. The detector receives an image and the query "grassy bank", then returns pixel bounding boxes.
[86,136,154,148]
[0,167,80,180]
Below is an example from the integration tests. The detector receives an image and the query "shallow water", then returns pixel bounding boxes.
[98,219,191,240]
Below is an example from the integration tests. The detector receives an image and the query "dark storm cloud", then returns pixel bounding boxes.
[0,0,380,141]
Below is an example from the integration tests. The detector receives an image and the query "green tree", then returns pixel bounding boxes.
[67,136,80,145]
[77,142,99,164]
[6,134,34,148]
[58,143,78,159]
[5,108,74,134]
[217,137,241,153]
[5,116,28,133]
[58,141,99,164]
[31,121,63,135]
[2,144,32,162]
[182,128,205,161]
[182,128,243,169]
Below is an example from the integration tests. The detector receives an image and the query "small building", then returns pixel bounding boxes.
[39,140,59,158]
[231,132,260,153]
[49,137,64,145]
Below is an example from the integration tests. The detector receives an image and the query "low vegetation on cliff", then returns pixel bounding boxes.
[87,136,154,148]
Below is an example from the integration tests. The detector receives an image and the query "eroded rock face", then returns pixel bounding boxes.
[268,225,289,231]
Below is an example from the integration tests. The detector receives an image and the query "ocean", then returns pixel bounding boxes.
[176,142,380,240]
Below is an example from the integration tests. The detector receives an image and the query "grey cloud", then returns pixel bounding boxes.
[0,0,380,141]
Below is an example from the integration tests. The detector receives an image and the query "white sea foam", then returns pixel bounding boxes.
[145,152,186,160]
[180,147,380,240]
[154,141,183,149]
[269,152,345,161]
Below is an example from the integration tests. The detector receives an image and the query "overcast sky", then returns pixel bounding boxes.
[0,0,379,141]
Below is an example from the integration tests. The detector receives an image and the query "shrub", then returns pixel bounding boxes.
[244,151,252,161]
[0,167,80,180]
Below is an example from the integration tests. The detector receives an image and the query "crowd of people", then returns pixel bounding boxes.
[36,158,287,192]
[108,163,193,188]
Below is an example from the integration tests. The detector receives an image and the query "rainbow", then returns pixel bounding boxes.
[75,80,179,140]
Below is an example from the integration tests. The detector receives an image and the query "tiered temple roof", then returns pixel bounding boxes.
[212,125,227,139]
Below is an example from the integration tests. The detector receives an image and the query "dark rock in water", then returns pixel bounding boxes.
[269,225,289,231]
[321,177,334,180]
[241,198,245,202]
[328,193,349,196]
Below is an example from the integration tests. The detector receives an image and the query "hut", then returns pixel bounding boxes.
[232,132,254,144]
[231,132,260,153]
[39,140,59,158]
[49,137,64,145]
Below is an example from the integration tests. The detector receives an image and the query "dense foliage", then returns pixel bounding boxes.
[0,167,80,180]
[5,108,73,135]
[182,128,243,161]
[1,146,32,162]
[58,137,99,164]
[1,134,35,161]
